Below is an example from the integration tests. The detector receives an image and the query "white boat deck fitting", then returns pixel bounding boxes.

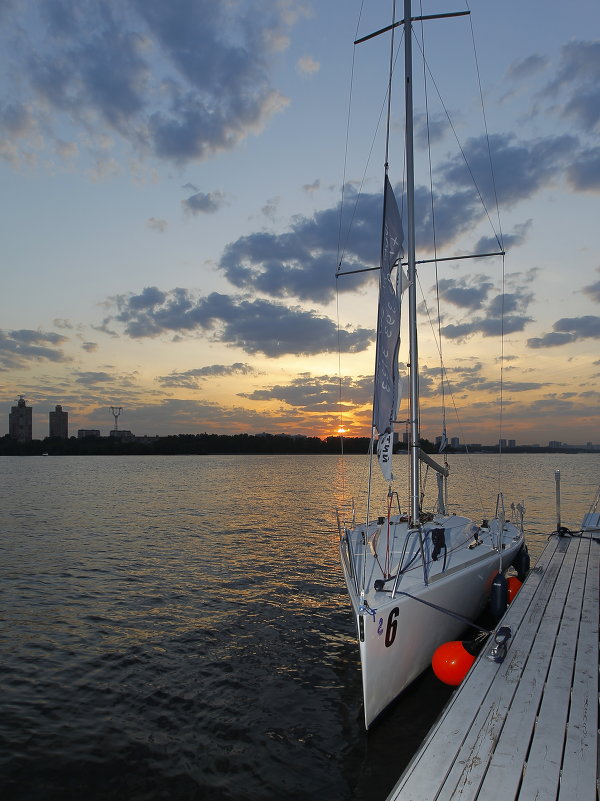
[386,531,599,801]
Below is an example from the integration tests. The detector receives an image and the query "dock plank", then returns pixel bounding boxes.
[558,536,599,801]
[517,537,587,801]
[388,538,559,801]
[478,536,585,801]
[435,537,579,801]
[386,534,599,801]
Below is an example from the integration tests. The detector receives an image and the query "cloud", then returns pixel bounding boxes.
[506,53,549,82]
[157,362,256,388]
[81,341,98,352]
[527,332,575,348]
[431,272,534,341]
[213,122,581,309]
[182,190,226,215]
[441,314,533,340]
[147,216,167,232]
[215,110,588,309]
[487,291,533,316]
[438,132,577,211]
[583,271,600,303]
[303,179,320,194]
[135,0,292,162]
[546,40,600,134]
[557,315,600,337]
[104,287,374,357]
[0,101,33,137]
[296,55,319,76]
[418,361,542,398]
[9,329,66,345]
[528,315,600,348]
[566,147,600,191]
[261,197,280,220]
[437,276,494,309]
[128,286,167,310]
[0,329,70,370]
[239,373,372,410]
[53,318,74,329]
[74,371,114,385]
[218,188,384,304]
[1,0,301,167]
[414,111,448,147]
[474,220,532,255]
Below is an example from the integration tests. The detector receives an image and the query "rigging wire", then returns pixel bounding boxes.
[336,4,406,528]
[368,0,399,529]
[335,1,366,512]
[417,272,487,517]
[466,1,508,494]
[384,0,397,172]
[336,2,364,274]
[337,9,405,276]
[404,3,509,518]
[417,1,448,456]
[410,37,503,252]
[337,3,509,522]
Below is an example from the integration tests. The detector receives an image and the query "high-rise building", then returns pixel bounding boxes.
[49,405,68,439]
[9,396,32,442]
[450,437,460,448]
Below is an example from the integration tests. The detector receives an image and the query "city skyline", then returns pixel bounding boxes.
[1,1,599,443]
[4,395,599,451]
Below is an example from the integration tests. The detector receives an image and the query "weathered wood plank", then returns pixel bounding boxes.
[558,536,599,801]
[387,533,598,801]
[387,538,562,801]
[434,537,580,801]
[517,536,588,801]
[476,536,585,801]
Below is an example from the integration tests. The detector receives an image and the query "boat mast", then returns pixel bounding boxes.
[404,0,420,525]
[352,2,464,525]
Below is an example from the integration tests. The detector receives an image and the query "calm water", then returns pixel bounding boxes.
[1,453,597,800]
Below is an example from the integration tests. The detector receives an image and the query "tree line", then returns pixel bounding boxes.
[2,432,578,457]
[0,432,380,456]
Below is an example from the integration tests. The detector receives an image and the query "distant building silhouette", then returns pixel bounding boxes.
[450,437,460,448]
[110,429,134,441]
[9,396,32,442]
[49,405,68,439]
[78,429,101,439]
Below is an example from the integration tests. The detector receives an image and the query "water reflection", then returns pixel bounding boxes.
[0,453,597,801]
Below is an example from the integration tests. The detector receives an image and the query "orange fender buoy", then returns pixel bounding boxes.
[507,576,523,603]
[432,640,475,686]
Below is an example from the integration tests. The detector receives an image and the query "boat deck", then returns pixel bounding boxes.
[386,531,599,801]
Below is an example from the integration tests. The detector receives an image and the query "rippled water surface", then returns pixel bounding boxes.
[1,453,597,800]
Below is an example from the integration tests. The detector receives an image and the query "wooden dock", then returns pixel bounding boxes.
[386,531,599,801]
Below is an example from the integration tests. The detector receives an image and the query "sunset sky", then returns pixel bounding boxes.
[1,0,599,445]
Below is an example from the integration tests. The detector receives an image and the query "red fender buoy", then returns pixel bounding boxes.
[432,640,475,686]
[507,576,523,603]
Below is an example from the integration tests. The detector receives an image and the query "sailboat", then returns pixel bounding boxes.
[337,1,527,729]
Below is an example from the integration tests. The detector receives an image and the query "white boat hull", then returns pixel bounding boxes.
[340,514,524,728]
